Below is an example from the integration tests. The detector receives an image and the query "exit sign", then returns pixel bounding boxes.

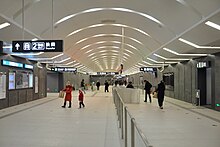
[216,104,220,107]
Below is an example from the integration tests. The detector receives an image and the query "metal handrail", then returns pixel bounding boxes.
[112,88,153,147]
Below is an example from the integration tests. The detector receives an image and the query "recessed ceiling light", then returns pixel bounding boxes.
[55,8,163,26]
[32,38,38,41]
[154,53,189,60]
[163,48,207,56]
[205,21,220,31]
[0,22,10,30]
[178,38,220,49]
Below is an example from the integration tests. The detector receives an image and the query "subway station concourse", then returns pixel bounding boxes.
[0,1,220,147]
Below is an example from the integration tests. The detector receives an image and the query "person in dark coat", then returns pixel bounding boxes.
[62,81,73,108]
[144,80,152,103]
[96,81,100,90]
[126,81,134,88]
[157,80,165,109]
[78,89,85,108]
[80,79,86,93]
[104,80,109,92]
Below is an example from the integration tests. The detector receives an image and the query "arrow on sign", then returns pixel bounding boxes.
[15,43,20,50]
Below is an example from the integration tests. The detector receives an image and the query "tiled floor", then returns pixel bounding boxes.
[0,88,121,147]
[1,87,220,147]
[126,89,220,147]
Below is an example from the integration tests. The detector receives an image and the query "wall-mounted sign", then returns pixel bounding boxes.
[0,72,6,99]
[196,61,210,68]
[9,71,15,90]
[24,64,34,69]
[35,76,38,93]
[51,67,77,72]
[163,72,174,91]
[140,67,157,72]
[1,60,23,68]
[12,40,63,52]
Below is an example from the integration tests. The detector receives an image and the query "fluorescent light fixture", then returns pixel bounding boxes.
[90,56,97,59]
[55,8,163,26]
[125,49,134,54]
[163,48,207,56]
[31,53,64,60]
[3,45,12,49]
[32,38,38,41]
[178,38,199,48]
[154,53,190,60]
[124,53,130,57]
[51,53,64,59]
[12,52,44,56]
[73,63,80,66]
[205,21,220,31]
[75,34,143,46]
[85,49,93,54]
[147,57,176,64]
[0,22,10,30]
[67,23,150,38]
[99,50,107,53]
[88,53,95,57]
[179,38,220,49]
[42,57,71,63]
[142,61,152,65]
[66,61,75,65]
[80,41,138,51]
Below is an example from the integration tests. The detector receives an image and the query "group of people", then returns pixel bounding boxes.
[122,79,166,109]
[61,80,85,109]
[61,79,165,109]
[144,80,165,109]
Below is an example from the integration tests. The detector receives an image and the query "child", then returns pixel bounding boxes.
[78,89,85,108]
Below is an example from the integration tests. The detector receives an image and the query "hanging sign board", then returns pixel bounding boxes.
[12,40,63,52]
[196,61,210,68]
[140,67,157,72]
[51,67,77,72]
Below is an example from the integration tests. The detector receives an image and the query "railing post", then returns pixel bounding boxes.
[124,107,127,147]
[131,118,135,147]
[119,100,121,128]
[121,101,123,139]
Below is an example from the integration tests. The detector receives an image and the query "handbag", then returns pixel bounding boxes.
[59,91,65,98]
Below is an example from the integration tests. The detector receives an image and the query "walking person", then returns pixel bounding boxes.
[96,81,100,90]
[104,80,109,92]
[78,89,85,108]
[157,80,165,109]
[80,79,86,93]
[144,80,152,103]
[61,81,73,108]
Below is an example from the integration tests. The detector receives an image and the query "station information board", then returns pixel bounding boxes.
[12,40,63,52]
[140,67,157,72]
[51,67,77,72]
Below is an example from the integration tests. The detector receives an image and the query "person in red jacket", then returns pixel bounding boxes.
[78,89,85,108]
[62,81,73,108]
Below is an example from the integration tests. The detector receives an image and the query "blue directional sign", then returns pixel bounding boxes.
[1,60,23,68]
[12,40,63,52]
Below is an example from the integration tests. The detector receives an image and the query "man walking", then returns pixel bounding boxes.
[157,80,165,109]
[144,80,152,103]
